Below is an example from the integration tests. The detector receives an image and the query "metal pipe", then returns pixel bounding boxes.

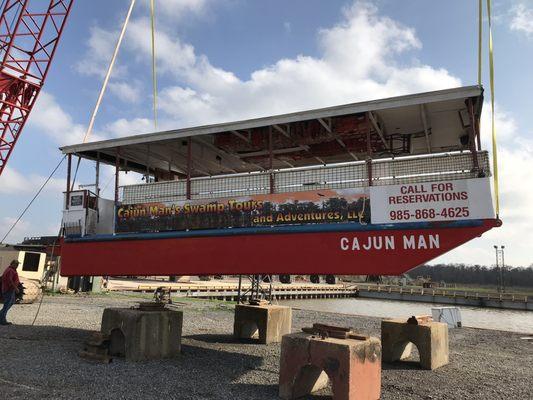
[83,0,136,143]
[494,245,500,293]
[66,153,72,210]
[186,137,192,200]
[501,246,505,293]
[467,99,480,172]
[114,148,120,205]
[365,113,373,186]
[269,127,274,194]
[95,153,100,197]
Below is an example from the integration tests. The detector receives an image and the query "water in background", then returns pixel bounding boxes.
[279,298,533,334]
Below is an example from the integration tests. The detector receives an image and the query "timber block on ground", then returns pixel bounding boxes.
[381,317,449,370]
[233,304,291,344]
[279,332,381,400]
[101,307,183,362]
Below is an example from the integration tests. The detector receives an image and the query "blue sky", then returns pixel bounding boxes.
[0,0,532,267]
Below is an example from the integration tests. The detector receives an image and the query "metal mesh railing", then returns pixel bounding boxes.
[122,180,187,204]
[371,151,490,186]
[120,151,490,204]
[274,162,367,193]
[191,172,270,200]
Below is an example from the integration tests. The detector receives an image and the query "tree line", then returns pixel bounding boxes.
[409,263,533,288]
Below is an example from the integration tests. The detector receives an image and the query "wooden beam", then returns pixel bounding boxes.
[193,136,265,171]
[231,130,251,143]
[318,118,358,161]
[273,124,290,138]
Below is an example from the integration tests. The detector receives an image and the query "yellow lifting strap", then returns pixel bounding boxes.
[486,0,500,217]
[150,0,158,130]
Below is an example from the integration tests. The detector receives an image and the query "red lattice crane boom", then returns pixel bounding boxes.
[0,0,73,176]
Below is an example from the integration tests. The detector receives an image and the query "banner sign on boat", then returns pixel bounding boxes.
[115,189,369,234]
[369,178,494,224]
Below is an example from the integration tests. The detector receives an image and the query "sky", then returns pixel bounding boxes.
[0,0,532,268]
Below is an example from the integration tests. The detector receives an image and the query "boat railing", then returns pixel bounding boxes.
[120,150,490,205]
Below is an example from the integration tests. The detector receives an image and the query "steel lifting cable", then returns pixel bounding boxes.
[71,0,137,189]
[0,155,66,244]
[150,0,158,130]
[3,0,137,242]
[478,0,483,86]
[486,0,500,217]
[30,227,63,326]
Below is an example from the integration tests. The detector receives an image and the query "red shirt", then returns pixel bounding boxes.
[2,267,20,293]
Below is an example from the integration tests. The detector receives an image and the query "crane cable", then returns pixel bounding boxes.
[1,0,137,244]
[71,0,137,189]
[150,0,158,130]
[478,0,482,86]
[0,156,66,244]
[486,0,499,217]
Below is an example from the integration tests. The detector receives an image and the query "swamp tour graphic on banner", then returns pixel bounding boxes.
[115,189,370,233]
[114,178,494,234]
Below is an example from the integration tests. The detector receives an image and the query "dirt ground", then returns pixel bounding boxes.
[0,293,531,399]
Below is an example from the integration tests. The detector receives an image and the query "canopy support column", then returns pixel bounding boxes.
[95,152,100,197]
[269,127,274,194]
[66,154,72,210]
[186,137,192,199]
[467,99,480,173]
[365,113,373,186]
[114,148,120,205]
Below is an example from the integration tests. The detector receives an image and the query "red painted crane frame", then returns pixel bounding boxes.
[0,0,73,176]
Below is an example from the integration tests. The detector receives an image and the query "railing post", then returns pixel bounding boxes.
[269,126,274,194]
[114,148,120,205]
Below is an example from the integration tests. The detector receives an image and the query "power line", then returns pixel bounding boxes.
[1,156,66,244]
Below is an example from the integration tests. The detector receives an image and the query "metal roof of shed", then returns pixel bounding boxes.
[60,85,483,178]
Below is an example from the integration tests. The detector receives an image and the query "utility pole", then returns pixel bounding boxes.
[501,246,505,293]
[493,245,505,293]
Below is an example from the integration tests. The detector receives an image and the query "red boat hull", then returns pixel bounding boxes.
[59,219,499,277]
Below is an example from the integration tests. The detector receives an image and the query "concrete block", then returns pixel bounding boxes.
[381,317,449,370]
[101,307,183,361]
[233,304,291,344]
[279,332,381,400]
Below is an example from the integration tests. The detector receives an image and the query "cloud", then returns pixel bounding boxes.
[108,80,142,103]
[0,217,32,244]
[141,0,209,18]
[28,92,109,145]
[510,3,533,37]
[76,0,213,80]
[121,2,459,129]
[101,117,154,137]
[24,0,530,266]
[0,166,65,196]
[75,25,128,79]
[28,92,87,145]
[0,216,61,244]
[432,105,533,267]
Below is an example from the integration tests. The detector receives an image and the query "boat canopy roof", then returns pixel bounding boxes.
[60,85,483,178]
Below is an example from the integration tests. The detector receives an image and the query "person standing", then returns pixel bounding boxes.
[1,260,20,326]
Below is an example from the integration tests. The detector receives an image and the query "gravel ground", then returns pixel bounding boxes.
[0,293,531,400]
